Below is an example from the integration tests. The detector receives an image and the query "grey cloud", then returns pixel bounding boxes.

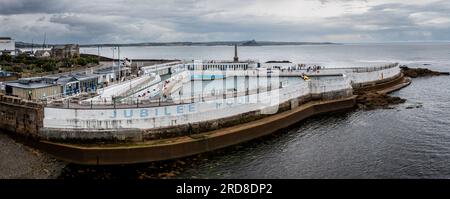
[317,0,367,4]
[323,1,450,41]
[0,0,65,15]
[1,0,450,43]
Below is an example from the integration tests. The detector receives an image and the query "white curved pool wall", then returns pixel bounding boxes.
[174,70,285,102]
[83,74,161,104]
[44,89,278,129]
[190,69,277,79]
[342,65,400,85]
[124,71,190,101]
[309,75,352,95]
[297,63,400,85]
[43,64,401,130]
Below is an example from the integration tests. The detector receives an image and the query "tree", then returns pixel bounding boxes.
[42,61,57,72]
[61,58,73,67]
[75,57,88,66]
[0,53,12,62]
[12,65,23,73]
[13,53,28,63]
[86,56,99,65]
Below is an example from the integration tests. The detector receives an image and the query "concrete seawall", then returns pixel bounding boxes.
[38,96,357,165]
[37,73,409,165]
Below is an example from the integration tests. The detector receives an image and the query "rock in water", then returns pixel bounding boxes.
[400,66,450,78]
[356,92,406,110]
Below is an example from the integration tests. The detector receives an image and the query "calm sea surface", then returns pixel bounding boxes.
[81,42,450,68]
[2,43,450,178]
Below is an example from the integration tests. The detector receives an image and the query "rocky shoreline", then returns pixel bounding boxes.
[400,66,450,78]
[356,92,406,110]
[356,66,448,110]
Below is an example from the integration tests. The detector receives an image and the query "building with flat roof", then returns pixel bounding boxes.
[185,45,259,71]
[185,60,258,71]
[140,61,184,75]
[0,37,15,56]
[4,77,60,100]
[262,60,297,70]
[94,65,131,86]
[43,73,99,96]
[5,73,99,100]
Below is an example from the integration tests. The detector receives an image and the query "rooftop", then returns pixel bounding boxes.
[44,73,98,83]
[71,74,99,81]
[52,44,79,49]
[0,71,16,77]
[266,60,292,63]
[5,81,55,89]
[6,73,99,89]
[198,60,257,64]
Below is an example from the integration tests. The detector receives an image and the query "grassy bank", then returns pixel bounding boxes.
[0,54,99,77]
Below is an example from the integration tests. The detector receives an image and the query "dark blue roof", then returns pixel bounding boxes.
[0,70,14,77]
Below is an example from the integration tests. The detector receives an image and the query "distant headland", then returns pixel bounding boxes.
[16,40,338,48]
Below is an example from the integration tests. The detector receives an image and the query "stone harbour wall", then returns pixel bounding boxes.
[0,93,44,137]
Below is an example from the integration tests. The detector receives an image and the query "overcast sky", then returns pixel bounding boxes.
[1,0,449,44]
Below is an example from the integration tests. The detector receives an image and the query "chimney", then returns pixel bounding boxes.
[233,44,239,62]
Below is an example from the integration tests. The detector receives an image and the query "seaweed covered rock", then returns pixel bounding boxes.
[400,66,449,78]
[357,92,406,110]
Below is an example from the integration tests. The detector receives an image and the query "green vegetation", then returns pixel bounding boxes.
[0,54,12,62]
[0,53,99,75]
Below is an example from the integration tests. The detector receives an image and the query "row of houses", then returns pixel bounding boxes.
[28,44,80,58]
[1,37,80,58]
[34,44,80,58]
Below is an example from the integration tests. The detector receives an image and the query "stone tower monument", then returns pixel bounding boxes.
[233,44,239,62]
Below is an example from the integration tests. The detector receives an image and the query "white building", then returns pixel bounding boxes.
[34,50,51,58]
[185,60,259,71]
[0,37,15,56]
[183,45,260,71]
[141,61,185,75]
[261,61,297,70]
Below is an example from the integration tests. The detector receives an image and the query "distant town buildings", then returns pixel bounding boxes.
[51,44,80,58]
[34,50,51,58]
[0,37,15,56]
